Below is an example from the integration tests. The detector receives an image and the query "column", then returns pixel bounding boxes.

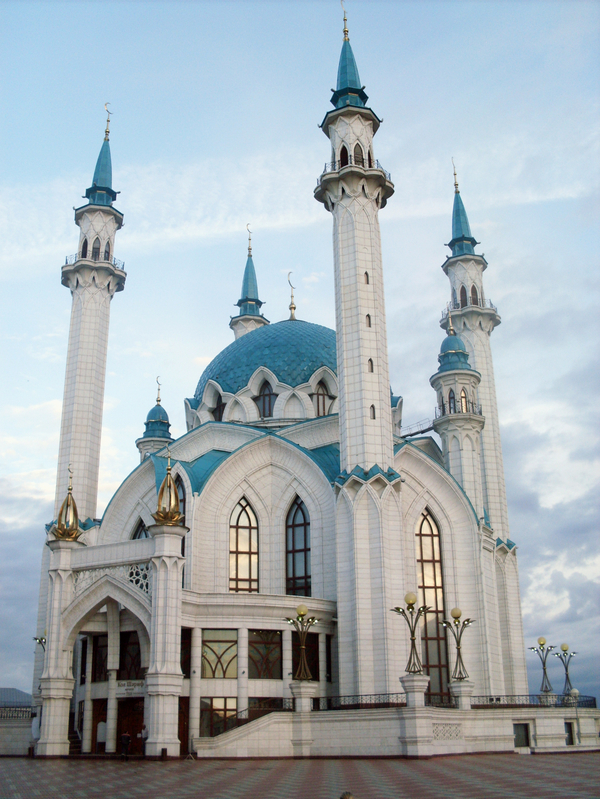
[81,635,94,753]
[318,633,327,708]
[282,628,292,698]
[188,627,202,747]
[238,627,249,716]
[105,601,120,753]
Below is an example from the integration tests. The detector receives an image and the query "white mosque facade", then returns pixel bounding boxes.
[32,25,599,759]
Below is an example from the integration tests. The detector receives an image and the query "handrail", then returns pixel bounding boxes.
[441,298,497,317]
[313,692,406,711]
[317,156,392,184]
[64,253,125,270]
[471,694,597,709]
[201,699,294,737]
[435,402,483,419]
[0,706,35,719]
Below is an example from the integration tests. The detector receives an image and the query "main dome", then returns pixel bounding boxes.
[194,319,337,400]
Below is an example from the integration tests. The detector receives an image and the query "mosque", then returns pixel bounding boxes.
[32,19,598,758]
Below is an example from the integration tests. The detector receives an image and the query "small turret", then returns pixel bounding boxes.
[229,226,269,339]
[136,379,174,461]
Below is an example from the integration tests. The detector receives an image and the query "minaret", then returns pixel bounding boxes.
[441,167,509,538]
[136,379,174,461]
[430,321,485,517]
[314,13,394,473]
[229,226,269,339]
[54,108,126,521]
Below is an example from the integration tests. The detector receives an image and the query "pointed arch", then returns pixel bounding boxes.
[339,145,349,167]
[364,271,370,284]
[315,381,329,417]
[286,496,311,596]
[471,284,479,306]
[254,380,275,418]
[229,497,259,593]
[81,238,88,259]
[103,241,111,262]
[353,143,364,166]
[366,313,372,328]
[131,518,149,540]
[460,285,467,308]
[460,388,468,413]
[212,393,226,422]
[369,404,376,419]
[448,389,456,414]
[92,237,100,261]
[367,358,374,373]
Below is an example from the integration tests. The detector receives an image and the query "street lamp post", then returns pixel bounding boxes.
[554,643,577,695]
[528,637,556,693]
[285,604,318,681]
[442,608,475,681]
[391,592,430,673]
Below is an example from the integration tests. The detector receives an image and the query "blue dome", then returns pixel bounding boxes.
[193,320,337,401]
[440,334,467,354]
[436,331,474,374]
[142,402,172,439]
[146,403,169,423]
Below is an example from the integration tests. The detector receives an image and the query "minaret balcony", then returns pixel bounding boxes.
[65,252,125,271]
[316,155,392,186]
[442,298,497,317]
[435,402,483,419]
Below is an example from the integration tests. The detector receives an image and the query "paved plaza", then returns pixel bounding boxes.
[0,753,599,799]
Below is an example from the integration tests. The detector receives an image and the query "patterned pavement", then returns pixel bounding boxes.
[0,753,599,799]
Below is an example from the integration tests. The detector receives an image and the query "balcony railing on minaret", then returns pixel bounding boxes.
[317,155,392,185]
[65,252,125,270]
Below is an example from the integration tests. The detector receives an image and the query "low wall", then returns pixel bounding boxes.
[0,719,33,756]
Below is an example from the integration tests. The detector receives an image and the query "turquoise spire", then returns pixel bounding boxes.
[235,228,264,317]
[85,109,117,207]
[330,10,368,109]
[447,164,478,257]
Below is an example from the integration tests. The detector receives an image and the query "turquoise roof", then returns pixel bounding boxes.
[235,254,264,317]
[192,319,336,401]
[448,191,477,256]
[331,38,369,109]
[434,330,475,374]
[151,450,231,495]
[85,138,117,206]
[142,401,172,440]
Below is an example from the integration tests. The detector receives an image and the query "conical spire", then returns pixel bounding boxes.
[330,9,368,109]
[235,225,264,317]
[447,164,478,257]
[85,106,118,207]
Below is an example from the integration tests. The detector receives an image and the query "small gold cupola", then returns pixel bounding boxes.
[54,466,80,540]
[152,450,184,526]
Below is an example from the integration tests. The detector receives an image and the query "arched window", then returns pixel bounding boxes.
[364,271,369,284]
[131,518,149,539]
[81,238,88,259]
[286,496,311,596]
[448,389,456,414]
[92,238,100,261]
[353,143,364,167]
[315,381,329,417]
[368,150,373,168]
[104,242,111,262]
[229,498,258,593]
[460,388,468,413]
[470,285,479,306]
[174,475,186,525]
[213,394,226,422]
[415,509,449,699]
[366,314,371,328]
[367,358,374,373]
[460,285,467,308]
[369,404,376,419]
[339,145,349,167]
[255,381,275,418]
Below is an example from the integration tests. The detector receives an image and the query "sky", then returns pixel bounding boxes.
[0,0,598,701]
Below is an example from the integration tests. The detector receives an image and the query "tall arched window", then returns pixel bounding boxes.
[315,381,329,417]
[339,145,349,167]
[81,238,88,259]
[460,388,468,413]
[131,518,149,539]
[470,285,479,306]
[448,389,456,414]
[286,496,311,596]
[229,498,258,593]
[415,509,449,699]
[175,475,186,525]
[366,314,371,328]
[104,242,111,262]
[213,394,226,422]
[92,238,100,261]
[460,285,467,308]
[353,143,364,167]
[255,381,275,418]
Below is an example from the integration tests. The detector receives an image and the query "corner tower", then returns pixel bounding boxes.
[55,110,126,521]
[314,15,394,474]
[440,170,508,538]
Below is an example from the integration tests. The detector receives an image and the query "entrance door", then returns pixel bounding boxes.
[117,697,145,755]
[179,697,189,755]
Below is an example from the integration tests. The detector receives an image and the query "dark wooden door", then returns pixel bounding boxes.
[117,697,145,755]
[179,696,189,755]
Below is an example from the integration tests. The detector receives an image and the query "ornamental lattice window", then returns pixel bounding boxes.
[416,509,450,699]
[286,496,311,596]
[201,629,238,678]
[248,630,282,679]
[229,498,259,593]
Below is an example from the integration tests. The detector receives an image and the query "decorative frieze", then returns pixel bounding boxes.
[73,562,152,598]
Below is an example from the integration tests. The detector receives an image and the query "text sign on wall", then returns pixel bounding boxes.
[116,680,145,697]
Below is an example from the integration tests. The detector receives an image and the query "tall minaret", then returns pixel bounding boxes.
[314,12,394,474]
[229,226,269,340]
[441,167,508,538]
[54,109,126,521]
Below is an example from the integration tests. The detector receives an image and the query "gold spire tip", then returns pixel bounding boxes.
[448,306,456,336]
[246,223,252,257]
[288,272,296,320]
[341,0,349,40]
[156,376,162,404]
[104,103,112,141]
[67,463,73,492]
[452,157,459,194]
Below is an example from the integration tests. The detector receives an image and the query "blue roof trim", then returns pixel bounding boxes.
[335,463,401,487]
[496,537,516,550]
[304,443,340,484]
[45,516,99,534]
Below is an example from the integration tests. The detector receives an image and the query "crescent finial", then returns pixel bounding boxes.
[156,376,162,404]
[104,103,112,141]
[246,223,252,256]
[288,272,297,320]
